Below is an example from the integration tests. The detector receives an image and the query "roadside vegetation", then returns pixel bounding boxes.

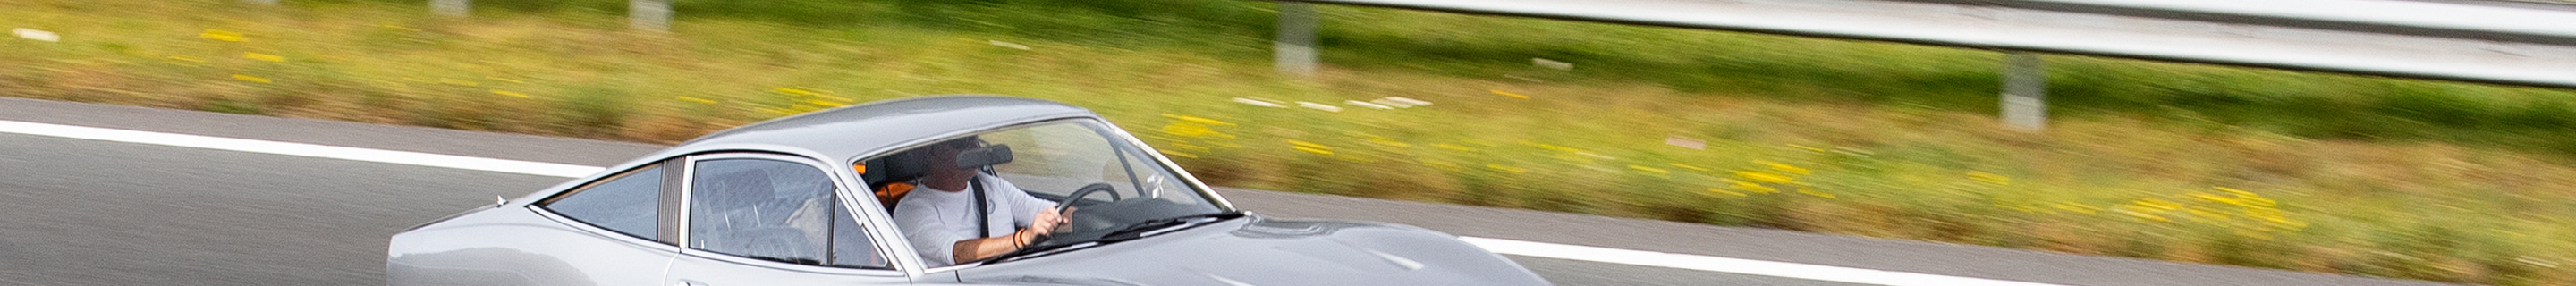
[6,0,2576,284]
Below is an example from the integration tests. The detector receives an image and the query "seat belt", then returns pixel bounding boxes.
[971,174,991,238]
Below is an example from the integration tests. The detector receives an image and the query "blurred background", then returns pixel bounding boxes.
[6,0,2576,284]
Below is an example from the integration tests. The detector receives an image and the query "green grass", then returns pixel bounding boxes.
[9,0,2576,284]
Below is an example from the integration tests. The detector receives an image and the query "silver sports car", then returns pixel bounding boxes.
[387,96,1553,286]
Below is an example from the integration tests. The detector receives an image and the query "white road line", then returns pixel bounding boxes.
[0,121,604,177]
[0,119,2065,286]
[1463,237,2066,286]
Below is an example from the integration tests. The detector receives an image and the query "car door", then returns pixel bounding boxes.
[663,153,911,286]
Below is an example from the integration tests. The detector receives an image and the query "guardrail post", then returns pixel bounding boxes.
[431,0,470,16]
[631,0,672,31]
[1275,2,1319,78]
[2002,52,2047,132]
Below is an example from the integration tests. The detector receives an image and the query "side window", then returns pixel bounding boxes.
[830,198,888,269]
[539,164,665,240]
[688,158,886,268]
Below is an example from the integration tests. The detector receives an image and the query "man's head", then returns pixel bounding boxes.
[919,137,982,191]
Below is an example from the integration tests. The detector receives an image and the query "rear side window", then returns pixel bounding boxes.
[540,164,665,240]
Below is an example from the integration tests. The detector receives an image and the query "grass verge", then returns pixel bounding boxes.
[6,0,2576,283]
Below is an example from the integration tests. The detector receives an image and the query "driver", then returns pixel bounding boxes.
[891,137,1071,267]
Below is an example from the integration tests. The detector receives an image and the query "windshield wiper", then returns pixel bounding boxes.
[984,211,1245,263]
[1093,211,1244,241]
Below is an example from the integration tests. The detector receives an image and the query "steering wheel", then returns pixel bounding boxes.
[1034,183,1121,242]
[1058,182,1121,209]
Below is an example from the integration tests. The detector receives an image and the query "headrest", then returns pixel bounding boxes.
[860,137,993,186]
[699,168,774,206]
[860,150,929,187]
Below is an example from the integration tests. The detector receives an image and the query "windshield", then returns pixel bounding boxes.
[981,120,1224,220]
[860,120,1227,263]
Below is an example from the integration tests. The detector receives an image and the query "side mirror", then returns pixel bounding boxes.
[955,144,1013,169]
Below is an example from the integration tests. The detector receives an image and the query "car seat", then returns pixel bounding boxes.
[694,168,824,262]
[861,148,934,212]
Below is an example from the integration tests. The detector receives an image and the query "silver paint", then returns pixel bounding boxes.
[391,96,1550,286]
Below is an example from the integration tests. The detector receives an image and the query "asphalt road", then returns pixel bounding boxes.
[0,97,2454,286]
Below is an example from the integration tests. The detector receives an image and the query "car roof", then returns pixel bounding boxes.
[667,95,1099,163]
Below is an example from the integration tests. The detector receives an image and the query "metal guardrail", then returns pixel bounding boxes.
[1262,0,2576,130]
[1267,0,2576,88]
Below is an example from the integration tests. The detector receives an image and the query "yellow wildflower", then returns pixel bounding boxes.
[1797,189,1835,198]
[1707,188,1748,198]
[2241,196,2277,207]
[2116,208,2170,222]
[1968,172,2011,185]
[199,29,243,42]
[772,87,822,97]
[1627,164,1670,176]
[231,74,269,83]
[1760,161,1811,175]
[2051,203,2100,214]
[2193,192,2239,206]
[1723,179,1777,193]
[1292,146,1332,156]
[1161,114,1232,126]
[1734,171,1794,184]
[2133,198,2182,211]
[1158,123,1218,138]
[242,52,284,62]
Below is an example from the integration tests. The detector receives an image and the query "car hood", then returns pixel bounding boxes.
[954,215,1551,286]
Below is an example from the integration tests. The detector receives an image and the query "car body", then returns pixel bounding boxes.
[387,96,1553,286]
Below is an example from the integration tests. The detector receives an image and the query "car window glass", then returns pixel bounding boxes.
[688,158,836,265]
[539,164,663,240]
[983,122,1122,198]
[982,122,1216,210]
[1117,147,1194,201]
[829,198,888,269]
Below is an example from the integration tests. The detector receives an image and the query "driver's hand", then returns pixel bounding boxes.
[1029,206,1073,235]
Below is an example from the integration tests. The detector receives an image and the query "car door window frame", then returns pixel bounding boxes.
[528,157,684,249]
[675,152,908,277]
